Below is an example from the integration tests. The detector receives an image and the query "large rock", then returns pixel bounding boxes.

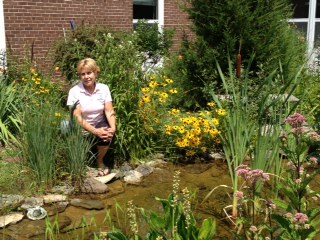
[123,170,143,184]
[20,197,44,210]
[135,165,153,177]
[70,198,105,210]
[0,195,24,212]
[80,177,109,194]
[0,212,24,228]
[7,215,71,238]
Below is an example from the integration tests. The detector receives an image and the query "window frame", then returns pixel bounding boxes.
[133,0,164,32]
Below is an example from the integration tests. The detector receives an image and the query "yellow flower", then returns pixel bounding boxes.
[35,81,41,85]
[160,92,169,98]
[55,66,60,71]
[165,79,174,84]
[186,150,196,157]
[217,109,227,116]
[201,147,207,152]
[142,87,150,93]
[55,113,62,117]
[159,97,166,103]
[169,89,178,94]
[169,109,180,115]
[178,127,185,134]
[149,81,159,88]
[212,118,219,126]
[142,95,151,103]
[207,102,216,108]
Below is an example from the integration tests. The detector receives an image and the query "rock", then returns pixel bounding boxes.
[20,197,44,210]
[135,165,153,177]
[209,152,225,160]
[46,201,69,216]
[94,172,117,184]
[43,194,68,204]
[0,212,24,228]
[123,170,143,184]
[119,162,133,172]
[70,198,105,210]
[0,195,24,212]
[145,159,167,168]
[80,177,109,194]
[50,185,75,195]
[7,215,71,238]
[107,180,125,197]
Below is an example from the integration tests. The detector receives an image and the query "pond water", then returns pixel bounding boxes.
[54,159,232,239]
[2,158,320,239]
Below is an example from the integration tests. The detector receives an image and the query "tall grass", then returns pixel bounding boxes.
[20,103,61,188]
[61,122,95,184]
[209,56,303,220]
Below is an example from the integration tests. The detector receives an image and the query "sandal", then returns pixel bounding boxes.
[97,167,110,176]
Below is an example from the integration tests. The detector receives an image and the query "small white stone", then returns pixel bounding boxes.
[43,194,67,204]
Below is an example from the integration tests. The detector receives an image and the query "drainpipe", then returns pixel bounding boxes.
[0,0,6,67]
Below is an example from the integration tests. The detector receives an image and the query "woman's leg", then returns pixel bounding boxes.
[96,145,109,169]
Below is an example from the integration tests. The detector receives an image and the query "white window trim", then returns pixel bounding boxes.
[0,0,6,54]
[133,0,164,32]
[289,0,317,63]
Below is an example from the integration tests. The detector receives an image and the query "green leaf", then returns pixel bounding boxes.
[107,231,129,240]
[198,218,216,240]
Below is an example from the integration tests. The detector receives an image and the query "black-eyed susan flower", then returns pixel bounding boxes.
[217,109,227,116]
[207,102,216,108]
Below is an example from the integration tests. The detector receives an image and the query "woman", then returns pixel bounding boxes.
[67,58,116,175]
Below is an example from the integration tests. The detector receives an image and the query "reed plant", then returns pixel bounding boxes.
[20,103,62,188]
[208,56,303,220]
[61,122,95,184]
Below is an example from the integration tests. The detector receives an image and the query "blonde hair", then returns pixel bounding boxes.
[77,58,100,76]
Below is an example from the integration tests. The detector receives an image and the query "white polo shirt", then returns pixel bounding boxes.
[67,82,112,127]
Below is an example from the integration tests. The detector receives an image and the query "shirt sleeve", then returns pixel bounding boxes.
[103,84,112,103]
[66,87,78,107]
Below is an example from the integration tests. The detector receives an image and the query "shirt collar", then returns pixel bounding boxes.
[79,82,99,94]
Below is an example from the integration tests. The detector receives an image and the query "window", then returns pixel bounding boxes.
[133,0,164,31]
[289,0,320,60]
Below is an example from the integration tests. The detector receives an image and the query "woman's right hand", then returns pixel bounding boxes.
[93,127,109,140]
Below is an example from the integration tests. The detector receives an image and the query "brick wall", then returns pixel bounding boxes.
[164,0,193,52]
[3,0,193,70]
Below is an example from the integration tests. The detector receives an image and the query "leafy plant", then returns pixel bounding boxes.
[107,171,216,240]
[0,80,21,146]
[272,113,320,239]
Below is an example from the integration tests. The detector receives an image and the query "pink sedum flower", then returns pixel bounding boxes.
[235,191,244,200]
[293,213,309,225]
[285,113,306,128]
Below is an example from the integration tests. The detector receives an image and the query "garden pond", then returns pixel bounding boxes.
[0,157,237,239]
[1,155,320,240]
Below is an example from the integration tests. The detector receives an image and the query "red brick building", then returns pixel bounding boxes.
[0,0,192,69]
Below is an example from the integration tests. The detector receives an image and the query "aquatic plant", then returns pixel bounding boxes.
[271,113,320,239]
[107,170,216,240]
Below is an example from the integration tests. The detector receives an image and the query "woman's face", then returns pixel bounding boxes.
[80,66,97,90]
